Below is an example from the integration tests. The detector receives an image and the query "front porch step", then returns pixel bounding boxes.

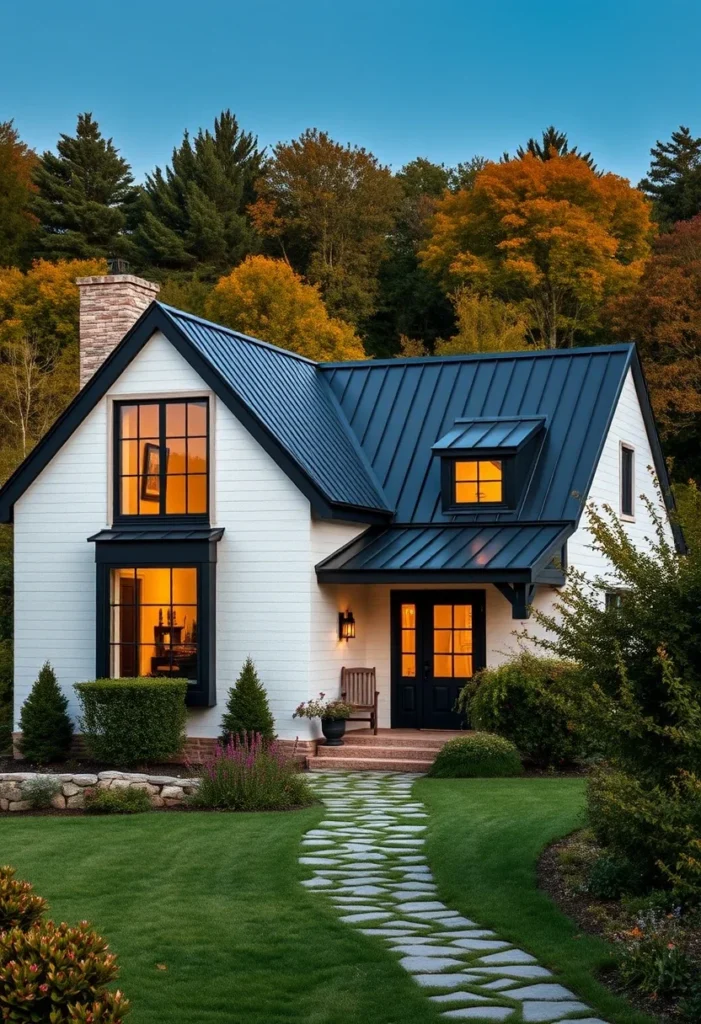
[309,754,435,772]
[319,743,443,761]
[339,731,459,750]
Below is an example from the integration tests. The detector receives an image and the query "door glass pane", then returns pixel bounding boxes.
[434,655,452,677]
[454,605,472,628]
[402,654,416,677]
[401,629,415,653]
[455,630,473,654]
[401,604,415,628]
[434,630,452,653]
[454,655,473,677]
[433,605,452,628]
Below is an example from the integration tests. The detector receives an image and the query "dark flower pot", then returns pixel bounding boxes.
[321,718,346,746]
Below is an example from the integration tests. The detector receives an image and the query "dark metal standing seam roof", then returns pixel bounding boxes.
[315,522,573,582]
[320,347,633,524]
[432,416,546,453]
[161,306,391,516]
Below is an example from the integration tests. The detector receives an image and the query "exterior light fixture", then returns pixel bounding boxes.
[338,609,356,642]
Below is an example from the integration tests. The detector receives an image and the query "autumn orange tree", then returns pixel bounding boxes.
[420,152,653,347]
[205,255,365,362]
[250,129,401,325]
[0,121,37,269]
[607,215,701,482]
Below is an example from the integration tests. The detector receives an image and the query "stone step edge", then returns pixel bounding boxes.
[318,745,441,759]
[338,735,455,749]
[309,756,434,771]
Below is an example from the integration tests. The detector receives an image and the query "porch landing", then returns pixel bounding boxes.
[307,728,467,772]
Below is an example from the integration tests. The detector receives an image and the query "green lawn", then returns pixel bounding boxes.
[0,779,652,1024]
[418,776,656,1024]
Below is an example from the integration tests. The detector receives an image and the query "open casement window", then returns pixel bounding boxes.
[94,534,219,707]
[114,398,209,521]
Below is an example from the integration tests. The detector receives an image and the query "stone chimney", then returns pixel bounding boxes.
[77,269,160,387]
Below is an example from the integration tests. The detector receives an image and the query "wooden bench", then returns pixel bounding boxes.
[341,667,379,735]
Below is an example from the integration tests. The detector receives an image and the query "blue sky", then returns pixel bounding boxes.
[3,0,701,185]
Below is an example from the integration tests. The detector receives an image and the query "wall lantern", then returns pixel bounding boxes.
[338,609,356,642]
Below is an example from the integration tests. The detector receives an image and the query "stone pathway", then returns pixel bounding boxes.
[301,771,608,1024]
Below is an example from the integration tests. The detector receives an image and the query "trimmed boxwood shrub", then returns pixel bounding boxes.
[75,678,187,765]
[428,732,522,778]
[457,652,581,766]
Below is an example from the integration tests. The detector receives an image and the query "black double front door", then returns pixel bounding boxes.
[391,590,486,729]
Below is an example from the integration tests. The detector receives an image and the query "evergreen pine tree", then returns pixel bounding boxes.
[135,110,263,278]
[219,658,275,744]
[639,125,701,228]
[503,126,597,170]
[18,662,73,763]
[31,112,138,262]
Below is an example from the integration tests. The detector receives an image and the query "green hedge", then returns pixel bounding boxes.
[75,678,187,765]
[458,652,582,766]
[427,732,522,778]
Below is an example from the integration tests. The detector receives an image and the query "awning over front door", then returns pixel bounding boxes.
[315,522,572,585]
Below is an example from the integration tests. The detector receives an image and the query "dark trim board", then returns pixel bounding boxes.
[93,535,218,707]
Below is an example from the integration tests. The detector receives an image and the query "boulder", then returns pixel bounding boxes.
[150,794,165,808]
[67,793,85,809]
[71,775,98,786]
[146,776,180,786]
[8,801,31,812]
[61,782,81,798]
[161,785,186,801]
[130,782,158,795]
[0,783,23,802]
[97,771,125,780]
[51,793,67,810]
[110,779,132,791]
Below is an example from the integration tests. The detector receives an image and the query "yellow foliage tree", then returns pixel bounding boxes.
[420,153,653,347]
[205,256,365,362]
[399,290,531,358]
[0,258,105,479]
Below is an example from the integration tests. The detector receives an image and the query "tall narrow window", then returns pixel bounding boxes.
[401,604,416,677]
[620,444,634,519]
[115,399,209,518]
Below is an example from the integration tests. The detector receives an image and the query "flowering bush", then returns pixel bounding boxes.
[190,732,314,811]
[615,909,698,1004]
[0,866,47,932]
[0,920,130,1022]
[293,693,353,721]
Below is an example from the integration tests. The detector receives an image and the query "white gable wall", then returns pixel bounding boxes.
[14,331,320,741]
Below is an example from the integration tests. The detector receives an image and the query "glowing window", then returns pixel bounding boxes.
[109,567,198,683]
[454,460,503,504]
[433,604,473,678]
[401,603,416,677]
[116,399,209,517]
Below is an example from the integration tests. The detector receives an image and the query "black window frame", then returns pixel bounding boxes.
[95,538,217,707]
[113,397,210,525]
[620,443,635,519]
[441,454,515,513]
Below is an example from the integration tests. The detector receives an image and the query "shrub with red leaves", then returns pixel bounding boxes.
[0,868,47,933]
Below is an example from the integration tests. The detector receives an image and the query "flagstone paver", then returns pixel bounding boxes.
[302,771,612,1024]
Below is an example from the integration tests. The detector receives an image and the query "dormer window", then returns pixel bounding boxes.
[454,460,503,505]
[114,398,209,520]
[433,415,546,515]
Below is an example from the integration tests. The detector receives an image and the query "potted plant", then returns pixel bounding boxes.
[293,693,353,746]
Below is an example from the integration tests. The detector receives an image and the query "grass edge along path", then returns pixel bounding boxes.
[418,776,656,1024]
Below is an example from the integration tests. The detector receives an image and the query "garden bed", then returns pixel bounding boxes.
[539,830,701,1023]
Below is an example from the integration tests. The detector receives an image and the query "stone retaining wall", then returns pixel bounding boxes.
[0,772,200,811]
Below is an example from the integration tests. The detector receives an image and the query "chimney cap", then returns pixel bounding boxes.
[107,257,131,275]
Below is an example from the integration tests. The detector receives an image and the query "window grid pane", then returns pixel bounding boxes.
[118,400,208,517]
[432,603,474,679]
[109,567,198,683]
[401,604,416,677]
[454,460,503,504]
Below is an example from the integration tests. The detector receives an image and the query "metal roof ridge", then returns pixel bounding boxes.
[158,303,320,366]
[319,342,636,369]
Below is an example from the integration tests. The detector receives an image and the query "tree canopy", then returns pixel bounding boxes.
[639,125,701,229]
[250,129,402,325]
[205,255,365,362]
[31,113,138,262]
[136,110,263,277]
[420,152,653,347]
[504,125,596,170]
[607,214,701,482]
[0,122,37,268]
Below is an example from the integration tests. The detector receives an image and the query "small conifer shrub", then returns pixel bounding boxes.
[220,658,275,744]
[18,661,73,763]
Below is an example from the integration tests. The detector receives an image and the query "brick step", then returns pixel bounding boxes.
[309,755,435,772]
[318,743,441,760]
[338,733,456,750]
